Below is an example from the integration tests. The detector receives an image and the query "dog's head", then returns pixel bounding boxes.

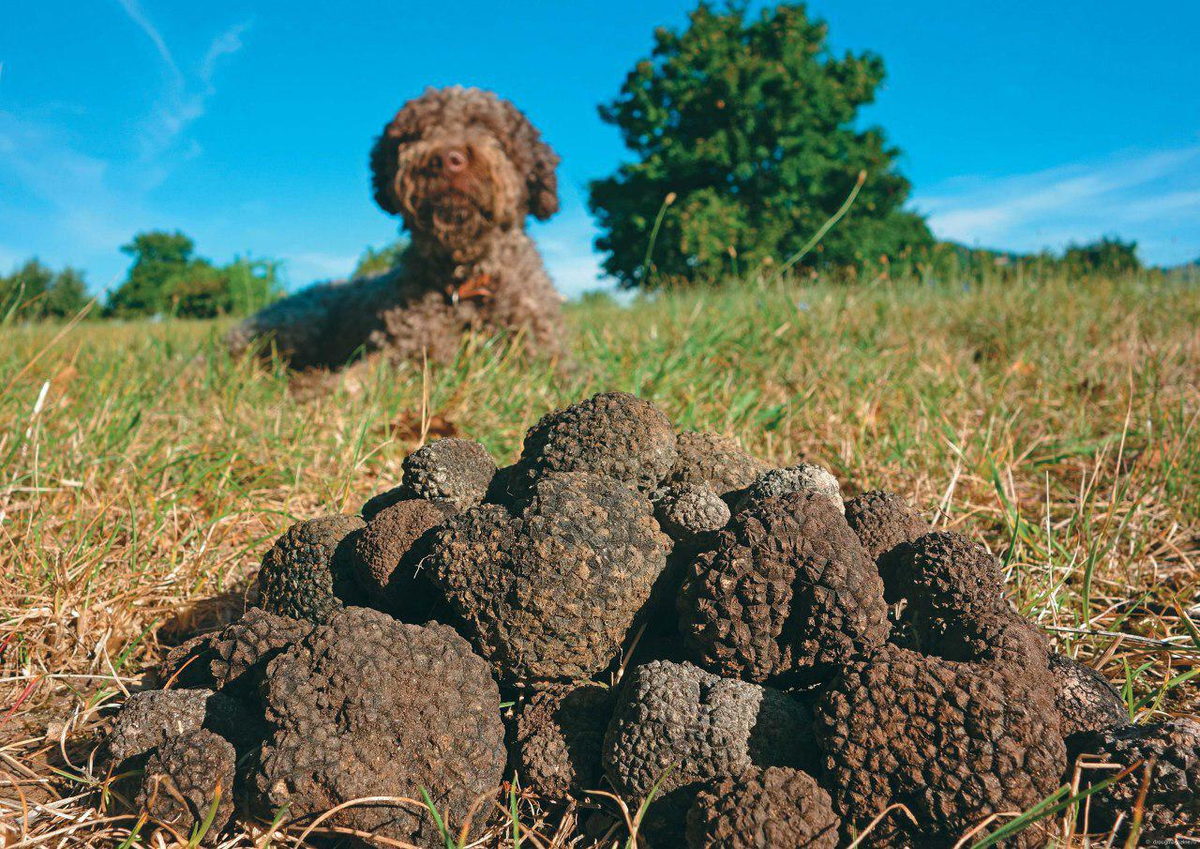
[370,87,559,257]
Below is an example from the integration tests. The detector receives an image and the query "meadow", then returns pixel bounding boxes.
[1,268,1198,846]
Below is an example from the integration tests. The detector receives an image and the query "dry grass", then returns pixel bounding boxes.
[1,270,1198,846]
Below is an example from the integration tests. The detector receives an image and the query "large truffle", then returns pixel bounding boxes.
[678,491,890,685]
[603,660,818,844]
[428,473,670,685]
[663,431,768,497]
[736,464,844,513]
[256,514,366,622]
[136,728,236,843]
[843,490,926,577]
[1072,718,1200,843]
[351,498,455,616]
[401,437,497,509]
[513,683,616,799]
[256,607,506,844]
[517,392,677,491]
[815,643,1065,847]
[686,767,840,849]
[1048,652,1129,744]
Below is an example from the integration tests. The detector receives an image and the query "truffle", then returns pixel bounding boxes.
[428,473,670,685]
[843,490,926,577]
[513,683,616,799]
[1072,718,1200,843]
[136,728,236,843]
[736,464,843,513]
[351,498,455,616]
[517,392,677,491]
[401,438,497,509]
[1048,652,1129,743]
[678,491,890,685]
[256,514,366,623]
[603,660,818,844]
[653,484,731,541]
[106,689,256,765]
[256,607,506,845]
[815,643,1065,847]
[360,485,408,521]
[663,431,768,497]
[686,767,840,849]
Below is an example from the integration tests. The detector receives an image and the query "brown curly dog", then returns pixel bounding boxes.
[228,86,564,369]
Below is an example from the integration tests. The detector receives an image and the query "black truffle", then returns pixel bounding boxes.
[1048,652,1129,744]
[678,491,890,685]
[256,514,366,623]
[663,431,768,497]
[255,607,506,845]
[603,660,818,844]
[513,683,616,799]
[653,483,731,541]
[843,490,926,578]
[351,497,455,616]
[401,437,497,509]
[1072,718,1200,843]
[136,728,236,843]
[428,473,670,685]
[815,643,1065,848]
[518,392,677,491]
[686,767,840,849]
[106,688,258,766]
[360,485,408,521]
[735,464,843,513]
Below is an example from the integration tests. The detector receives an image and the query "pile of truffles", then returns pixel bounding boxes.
[103,392,1200,846]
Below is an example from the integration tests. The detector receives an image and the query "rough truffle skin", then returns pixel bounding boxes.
[664,431,768,497]
[361,485,408,521]
[815,644,1066,848]
[136,729,236,843]
[686,767,840,849]
[106,689,254,764]
[1073,718,1200,843]
[517,392,677,492]
[352,498,455,615]
[256,514,366,623]
[678,491,890,685]
[256,607,506,844]
[843,490,926,578]
[210,609,313,696]
[514,683,616,799]
[603,660,818,844]
[1048,652,1129,742]
[654,484,731,541]
[428,473,670,685]
[736,464,843,513]
[401,438,497,509]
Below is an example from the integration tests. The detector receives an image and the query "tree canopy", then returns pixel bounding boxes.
[1,259,91,321]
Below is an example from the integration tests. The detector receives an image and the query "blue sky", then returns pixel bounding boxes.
[2,1,1198,298]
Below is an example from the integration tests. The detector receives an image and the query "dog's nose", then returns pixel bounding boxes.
[441,148,468,174]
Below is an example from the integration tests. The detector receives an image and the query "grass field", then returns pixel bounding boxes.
[1,269,1198,846]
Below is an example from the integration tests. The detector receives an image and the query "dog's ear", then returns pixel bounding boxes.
[526,139,560,221]
[370,116,406,216]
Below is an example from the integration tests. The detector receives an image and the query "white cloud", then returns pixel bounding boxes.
[915,145,1200,265]
[287,251,359,283]
[114,0,183,85]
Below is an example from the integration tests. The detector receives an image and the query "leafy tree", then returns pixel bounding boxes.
[224,255,284,315]
[1062,237,1141,275]
[353,238,408,278]
[589,2,932,288]
[108,230,195,316]
[1,259,91,322]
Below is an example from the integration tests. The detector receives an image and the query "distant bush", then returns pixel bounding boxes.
[1,259,91,322]
[1062,236,1141,275]
[352,238,408,278]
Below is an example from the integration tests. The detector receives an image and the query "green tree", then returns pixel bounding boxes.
[224,255,284,315]
[352,238,408,278]
[1,259,91,322]
[589,2,932,288]
[43,266,91,318]
[1062,237,1141,275]
[108,230,195,316]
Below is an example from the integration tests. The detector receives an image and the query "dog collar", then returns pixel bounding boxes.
[446,273,493,306]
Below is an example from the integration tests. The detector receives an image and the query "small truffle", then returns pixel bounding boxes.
[678,491,890,685]
[352,498,455,615]
[653,484,731,541]
[256,607,506,845]
[106,689,254,765]
[843,490,926,577]
[428,473,670,685]
[518,392,677,491]
[401,438,497,509]
[256,514,366,623]
[736,464,844,513]
[816,644,1065,848]
[686,767,840,849]
[603,660,818,844]
[514,683,616,799]
[137,728,236,843]
[208,608,313,696]
[1072,718,1200,843]
[1048,653,1129,744]
[663,431,768,497]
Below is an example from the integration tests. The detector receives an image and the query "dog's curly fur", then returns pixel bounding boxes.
[228,87,564,368]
